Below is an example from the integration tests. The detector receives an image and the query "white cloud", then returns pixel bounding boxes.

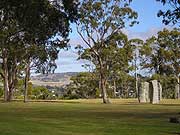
[123,26,173,40]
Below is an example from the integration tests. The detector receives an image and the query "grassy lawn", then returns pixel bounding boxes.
[0,99,180,135]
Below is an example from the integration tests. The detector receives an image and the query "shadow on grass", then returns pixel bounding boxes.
[166,132,180,135]
[158,104,180,107]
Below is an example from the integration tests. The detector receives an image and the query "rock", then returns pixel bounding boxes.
[169,117,180,123]
[150,80,160,104]
[139,82,146,103]
[145,82,150,102]
[139,82,150,103]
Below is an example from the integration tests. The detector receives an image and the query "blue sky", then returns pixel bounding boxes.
[55,0,172,73]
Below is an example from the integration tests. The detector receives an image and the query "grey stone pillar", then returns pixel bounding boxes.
[150,80,160,104]
[145,82,150,102]
[139,82,146,103]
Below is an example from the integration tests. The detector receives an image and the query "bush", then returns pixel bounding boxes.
[63,94,79,100]
[32,86,50,100]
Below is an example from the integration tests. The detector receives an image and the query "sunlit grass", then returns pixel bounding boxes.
[0,99,180,135]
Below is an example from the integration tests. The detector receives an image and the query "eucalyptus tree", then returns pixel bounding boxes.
[0,0,78,102]
[78,32,136,102]
[76,0,138,103]
[129,39,144,98]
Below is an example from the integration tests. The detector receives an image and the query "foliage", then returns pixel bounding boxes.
[27,82,33,97]
[65,72,99,99]
[140,28,180,77]
[161,75,177,98]
[157,0,180,26]
[32,86,50,99]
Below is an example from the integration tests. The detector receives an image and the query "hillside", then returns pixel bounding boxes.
[30,72,78,87]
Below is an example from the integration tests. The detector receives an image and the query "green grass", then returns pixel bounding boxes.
[0,99,180,135]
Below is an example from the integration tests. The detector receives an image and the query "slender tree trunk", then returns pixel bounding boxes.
[2,49,9,102]
[135,75,138,98]
[97,56,110,104]
[175,76,180,99]
[3,70,9,102]
[98,79,101,97]
[134,51,139,100]
[24,61,30,103]
[113,80,116,98]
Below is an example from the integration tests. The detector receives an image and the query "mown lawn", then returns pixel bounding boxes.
[0,99,180,135]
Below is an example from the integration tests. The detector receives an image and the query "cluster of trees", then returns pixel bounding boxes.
[66,28,179,100]
[0,0,78,102]
[12,81,58,100]
[141,28,180,98]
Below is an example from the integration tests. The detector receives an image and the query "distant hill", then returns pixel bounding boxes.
[30,72,78,87]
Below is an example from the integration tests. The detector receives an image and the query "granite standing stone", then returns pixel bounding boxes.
[145,82,150,102]
[139,82,146,103]
[151,80,160,104]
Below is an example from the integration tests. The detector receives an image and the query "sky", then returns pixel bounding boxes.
[55,0,173,73]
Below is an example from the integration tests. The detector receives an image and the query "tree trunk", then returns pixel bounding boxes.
[8,88,14,102]
[24,61,30,103]
[2,49,9,102]
[135,76,139,98]
[3,71,9,102]
[7,56,18,102]
[113,80,116,98]
[100,72,110,104]
[175,77,180,99]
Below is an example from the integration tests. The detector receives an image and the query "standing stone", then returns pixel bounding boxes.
[150,80,160,104]
[139,82,150,103]
[145,82,150,102]
[158,82,162,100]
[139,82,146,103]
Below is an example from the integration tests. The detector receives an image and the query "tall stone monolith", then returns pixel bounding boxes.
[139,82,146,103]
[150,80,159,104]
[145,82,150,102]
[139,82,150,103]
